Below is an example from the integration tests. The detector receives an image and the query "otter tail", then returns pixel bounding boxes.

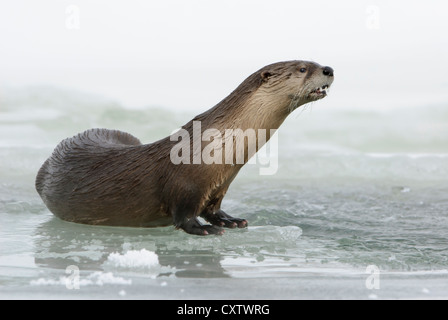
[35,158,50,198]
[35,128,142,201]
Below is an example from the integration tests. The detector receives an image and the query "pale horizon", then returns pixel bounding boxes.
[1,0,448,110]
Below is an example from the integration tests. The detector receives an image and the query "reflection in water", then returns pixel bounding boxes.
[33,217,308,279]
[34,218,229,278]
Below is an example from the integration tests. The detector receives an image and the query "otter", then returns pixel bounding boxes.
[36,61,334,235]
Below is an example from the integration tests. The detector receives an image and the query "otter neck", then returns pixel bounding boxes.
[212,90,290,131]
[210,90,296,155]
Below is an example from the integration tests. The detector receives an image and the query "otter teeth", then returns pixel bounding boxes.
[314,85,329,94]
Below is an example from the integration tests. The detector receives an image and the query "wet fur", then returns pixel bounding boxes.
[36,61,333,234]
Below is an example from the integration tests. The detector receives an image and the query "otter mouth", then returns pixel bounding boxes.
[310,84,330,97]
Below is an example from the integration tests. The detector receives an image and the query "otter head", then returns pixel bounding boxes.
[257,60,334,112]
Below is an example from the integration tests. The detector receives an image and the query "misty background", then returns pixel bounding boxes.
[1,0,448,111]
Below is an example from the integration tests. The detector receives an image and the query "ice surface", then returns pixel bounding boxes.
[1,87,448,299]
[105,249,160,270]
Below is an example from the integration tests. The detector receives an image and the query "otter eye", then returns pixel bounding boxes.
[299,68,307,73]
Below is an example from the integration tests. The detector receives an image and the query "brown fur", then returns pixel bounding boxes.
[36,61,334,235]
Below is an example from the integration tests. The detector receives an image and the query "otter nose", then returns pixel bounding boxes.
[322,66,334,77]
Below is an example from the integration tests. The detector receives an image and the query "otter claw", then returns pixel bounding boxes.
[201,210,248,229]
[179,218,224,236]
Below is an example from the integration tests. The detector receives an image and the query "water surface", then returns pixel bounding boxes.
[1,87,447,299]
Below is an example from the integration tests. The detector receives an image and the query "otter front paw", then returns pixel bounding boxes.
[202,210,248,229]
[178,217,225,236]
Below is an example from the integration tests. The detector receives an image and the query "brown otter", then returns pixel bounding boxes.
[35,61,334,235]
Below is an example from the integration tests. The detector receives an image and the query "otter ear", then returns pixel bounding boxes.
[260,70,274,83]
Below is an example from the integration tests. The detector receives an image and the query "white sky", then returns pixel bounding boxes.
[1,0,448,110]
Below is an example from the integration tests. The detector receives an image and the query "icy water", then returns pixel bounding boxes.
[1,86,448,299]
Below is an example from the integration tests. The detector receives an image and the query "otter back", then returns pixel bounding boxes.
[34,128,166,226]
